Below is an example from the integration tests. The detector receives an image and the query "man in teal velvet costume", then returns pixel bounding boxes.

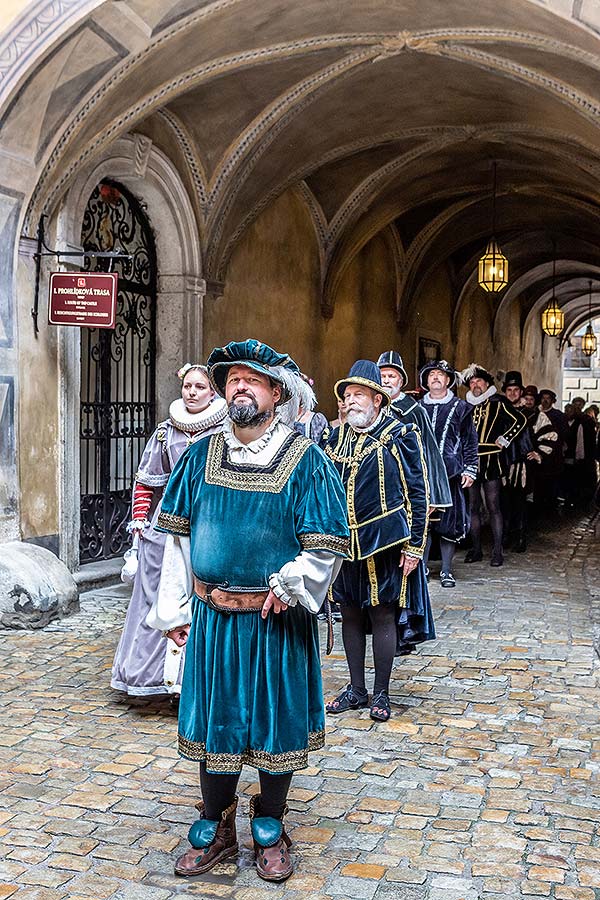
[148,340,349,882]
[323,360,432,723]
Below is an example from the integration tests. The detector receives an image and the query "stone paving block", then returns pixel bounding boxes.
[1,514,599,900]
[8,890,67,900]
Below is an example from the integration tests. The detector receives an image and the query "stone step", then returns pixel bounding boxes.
[74,556,123,593]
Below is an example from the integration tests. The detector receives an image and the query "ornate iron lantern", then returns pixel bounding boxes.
[541,299,564,337]
[478,162,508,293]
[581,280,597,357]
[541,241,564,336]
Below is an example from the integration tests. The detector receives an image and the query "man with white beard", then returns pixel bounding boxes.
[323,361,432,722]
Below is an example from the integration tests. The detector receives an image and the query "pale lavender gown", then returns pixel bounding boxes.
[111,400,225,695]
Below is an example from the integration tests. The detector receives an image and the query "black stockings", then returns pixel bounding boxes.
[424,535,456,573]
[341,603,397,695]
[200,761,292,820]
[468,479,503,555]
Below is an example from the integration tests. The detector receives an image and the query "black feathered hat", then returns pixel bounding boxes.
[419,359,457,391]
[461,363,494,387]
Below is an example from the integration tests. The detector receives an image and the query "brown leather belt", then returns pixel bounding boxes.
[193,577,267,613]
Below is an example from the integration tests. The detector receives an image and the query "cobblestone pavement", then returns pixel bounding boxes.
[1,513,599,900]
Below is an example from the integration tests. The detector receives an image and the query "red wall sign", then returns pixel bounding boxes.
[48,272,118,329]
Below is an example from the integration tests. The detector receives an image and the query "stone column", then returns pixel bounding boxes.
[155,274,206,419]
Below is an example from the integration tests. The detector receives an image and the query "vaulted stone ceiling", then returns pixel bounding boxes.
[3,0,600,332]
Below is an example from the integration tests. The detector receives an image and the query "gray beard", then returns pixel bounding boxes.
[229,399,273,429]
[346,406,376,429]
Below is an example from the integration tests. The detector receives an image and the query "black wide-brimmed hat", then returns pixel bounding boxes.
[207,339,299,402]
[334,359,390,406]
[461,363,494,387]
[419,359,457,391]
[501,370,524,392]
[376,350,408,388]
[538,388,557,403]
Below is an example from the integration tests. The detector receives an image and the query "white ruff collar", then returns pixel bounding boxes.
[466,385,497,406]
[423,391,455,405]
[223,414,284,454]
[169,397,228,433]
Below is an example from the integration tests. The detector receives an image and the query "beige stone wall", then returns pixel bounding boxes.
[203,191,409,419]
[16,254,59,541]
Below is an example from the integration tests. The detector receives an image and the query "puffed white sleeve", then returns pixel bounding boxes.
[145,535,193,631]
[268,550,343,614]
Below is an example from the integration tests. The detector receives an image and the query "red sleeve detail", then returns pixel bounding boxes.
[132,483,153,522]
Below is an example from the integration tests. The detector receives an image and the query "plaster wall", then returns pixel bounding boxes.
[203,190,408,419]
[16,252,59,543]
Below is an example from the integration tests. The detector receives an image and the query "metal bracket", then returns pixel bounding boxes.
[31,215,132,337]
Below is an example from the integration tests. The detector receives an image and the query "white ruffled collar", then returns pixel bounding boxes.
[169,397,228,433]
[466,385,497,406]
[223,414,283,454]
[423,391,455,405]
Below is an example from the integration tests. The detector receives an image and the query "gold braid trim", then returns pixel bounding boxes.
[300,533,349,555]
[156,512,190,535]
[178,731,325,773]
[367,555,379,606]
[205,431,313,493]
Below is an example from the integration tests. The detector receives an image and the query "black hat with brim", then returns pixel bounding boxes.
[419,360,457,391]
[334,359,391,406]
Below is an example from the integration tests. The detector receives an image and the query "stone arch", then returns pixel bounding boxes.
[46,132,202,567]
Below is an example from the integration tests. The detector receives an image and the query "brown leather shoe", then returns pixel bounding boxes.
[174,797,238,876]
[249,793,293,882]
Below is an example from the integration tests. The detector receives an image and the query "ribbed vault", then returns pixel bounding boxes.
[2,0,600,339]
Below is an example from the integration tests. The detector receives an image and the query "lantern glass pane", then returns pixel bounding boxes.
[478,240,508,292]
[581,325,597,357]
[541,301,564,337]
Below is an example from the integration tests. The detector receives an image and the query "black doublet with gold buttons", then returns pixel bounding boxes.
[469,394,527,482]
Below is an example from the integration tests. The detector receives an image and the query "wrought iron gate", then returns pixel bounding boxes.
[79,181,157,562]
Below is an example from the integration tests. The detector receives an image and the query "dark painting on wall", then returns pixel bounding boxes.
[418,337,442,371]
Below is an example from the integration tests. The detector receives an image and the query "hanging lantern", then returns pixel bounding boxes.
[478,239,509,292]
[581,323,597,357]
[581,280,597,357]
[541,239,563,336]
[541,298,564,336]
[478,162,508,293]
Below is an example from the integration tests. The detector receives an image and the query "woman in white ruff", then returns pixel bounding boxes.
[111,364,227,696]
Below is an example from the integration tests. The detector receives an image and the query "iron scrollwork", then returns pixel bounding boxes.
[79,181,157,562]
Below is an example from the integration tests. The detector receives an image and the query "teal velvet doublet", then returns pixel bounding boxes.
[156,428,349,773]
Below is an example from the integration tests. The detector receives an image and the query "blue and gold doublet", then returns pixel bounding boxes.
[325,415,433,639]
[324,417,429,562]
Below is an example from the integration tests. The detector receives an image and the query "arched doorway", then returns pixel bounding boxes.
[79,180,157,562]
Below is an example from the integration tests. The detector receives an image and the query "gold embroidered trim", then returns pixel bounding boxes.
[367,555,379,606]
[178,731,325,772]
[399,571,408,608]
[156,511,190,535]
[156,428,167,445]
[204,432,313,493]
[300,533,350,555]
